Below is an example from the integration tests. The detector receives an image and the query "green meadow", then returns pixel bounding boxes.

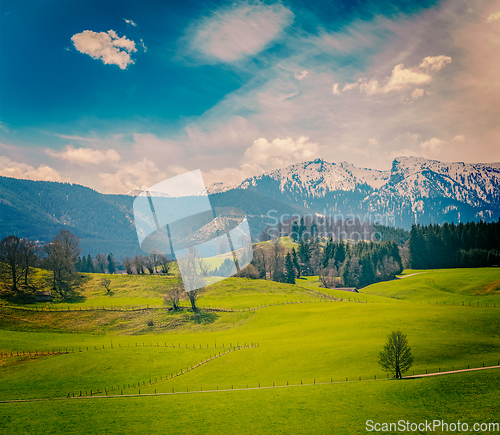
[0,268,499,433]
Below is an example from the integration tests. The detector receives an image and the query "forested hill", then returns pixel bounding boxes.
[0,176,307,259]
[0,176,142,260]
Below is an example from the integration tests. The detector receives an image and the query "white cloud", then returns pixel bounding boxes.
[486,11,500,22]
[368,137,380,147]
[46,146,121,165]
[418,55,452,72]
[242,136,319,172]
[453,134,465,141]
[0,157,64,182]
[203,136,319,186]
[187,2,294,63]
[99,158,173,194]
[124,18,137,27]
[420,137,448,156]
[343,82,359,91]
[71,30,137,69]
[411,88,425,99]
[294,70,309,80]
[344,55,452,95]
[332,83,340,95]
[139,39,147,52]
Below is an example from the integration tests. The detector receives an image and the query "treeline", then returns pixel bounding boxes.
[76,253,117,274]
[0,230,174,300]
[409,220,500,269]
[121,254,172,275]
[245,237,403,289]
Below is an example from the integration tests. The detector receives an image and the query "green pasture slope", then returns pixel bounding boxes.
[0,268,499,434]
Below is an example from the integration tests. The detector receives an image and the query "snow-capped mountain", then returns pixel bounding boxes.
[211,157,500,228]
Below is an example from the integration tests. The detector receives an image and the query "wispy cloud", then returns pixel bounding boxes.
[46,145,121,165]
[184,1,294,64]
[71,30,137,69]
[124,18,137,27]
[486,11,500,22]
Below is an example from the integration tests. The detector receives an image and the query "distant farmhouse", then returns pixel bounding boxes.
[35,291,52,302]
[336,287,359,293]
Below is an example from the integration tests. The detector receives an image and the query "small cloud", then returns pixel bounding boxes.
[420,137,447,156]
[332,83,340,95]
[417,55,452,73]
[0,157,64,182]
[186,2,294,63]
[124,18,137,27]
[453,134,465,142]
[294,70,309,80]
[46,145,121,165]
[139,39,147,52]
[411,88,424,99]
[71,29,137,69]
[343,82,359,91]
[368,137,379,147]
[486,11,500,22]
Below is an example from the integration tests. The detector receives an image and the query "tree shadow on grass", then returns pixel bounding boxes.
[190,311,218,325]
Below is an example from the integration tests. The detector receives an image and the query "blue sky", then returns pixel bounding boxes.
[0,0,499,193]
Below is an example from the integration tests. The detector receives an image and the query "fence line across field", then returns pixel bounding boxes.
[63,360,500,399]
[1,296,497,314]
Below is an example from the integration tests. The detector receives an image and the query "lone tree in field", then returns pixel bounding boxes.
[101,278,111,293]
[378,330,414,379]
[163,277,184,311]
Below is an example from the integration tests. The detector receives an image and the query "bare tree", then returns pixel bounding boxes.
[101,278,111,293]
[399,245,410,270]
[43,230,81,297]
[122,257,134,274]
[318,260,338,288]
[377,256,401,281]
[143,255,155,274]
[158,255,172,274]
[267,242,285,282]
[185,287,202,311]
[378,330,414,379]
[133,255,145,275]
[19,238,39,287]
[0,236,25,292]
[163,277,184,310]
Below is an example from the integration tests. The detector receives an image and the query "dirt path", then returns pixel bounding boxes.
[404,364,500,378]
[397,272,427,279]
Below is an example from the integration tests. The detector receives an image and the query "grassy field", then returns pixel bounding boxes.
[0,268,499,433]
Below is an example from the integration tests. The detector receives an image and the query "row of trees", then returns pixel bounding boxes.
[122,254,172,275]
[0,231,174,299]
[245,237,403,288]
[409,220,500,269]
[76,253,117,274]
